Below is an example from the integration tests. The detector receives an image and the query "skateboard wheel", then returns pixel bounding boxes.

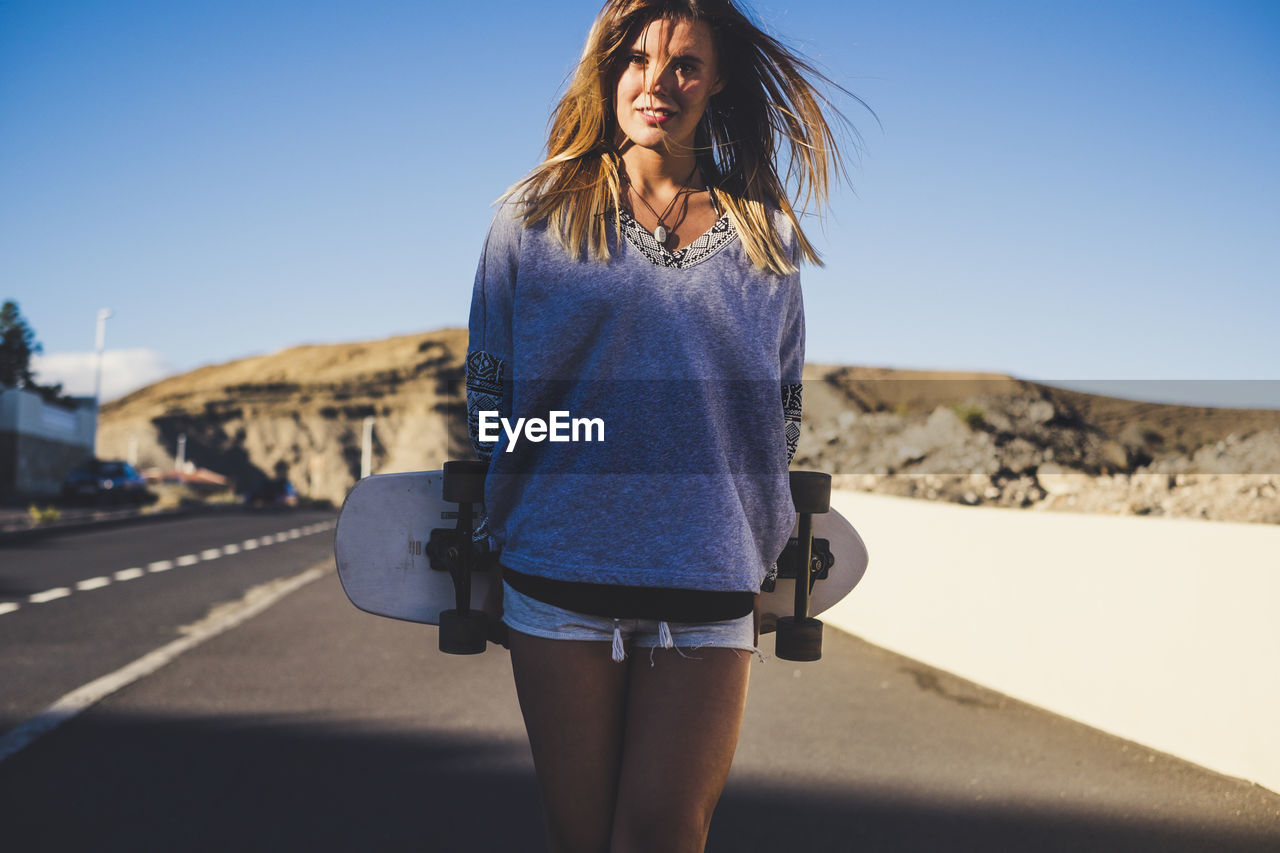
[775,616,823,661]
[789,471,832,514]
[439,608,489,655]
[443,460,488,504]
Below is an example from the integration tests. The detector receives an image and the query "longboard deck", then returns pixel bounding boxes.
[335,470,868,631]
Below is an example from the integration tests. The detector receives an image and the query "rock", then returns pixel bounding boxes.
[1099,440,1130,472]
[1027,399,1055,424]
[1036,463,1089,496]
[925,405,969,440]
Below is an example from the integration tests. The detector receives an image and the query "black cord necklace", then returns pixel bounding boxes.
[626,162,700,245]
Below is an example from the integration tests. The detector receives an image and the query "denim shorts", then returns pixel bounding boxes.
[501,581,762,665]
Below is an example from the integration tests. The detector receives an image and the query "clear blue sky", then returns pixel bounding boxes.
[2,0,1277,406]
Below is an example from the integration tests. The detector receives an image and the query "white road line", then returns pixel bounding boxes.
[0,563,332,765]
[30,588,72,604]
[0,518,331,612]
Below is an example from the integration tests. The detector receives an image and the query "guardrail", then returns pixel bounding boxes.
[821,489,1280,794]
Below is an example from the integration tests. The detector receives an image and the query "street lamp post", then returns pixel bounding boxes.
[91,308,113,459]
[361,416,374,479]
[93,308,114,405]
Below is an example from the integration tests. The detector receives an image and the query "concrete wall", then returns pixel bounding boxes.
[0,388,96,498]
[821,489,1280,794]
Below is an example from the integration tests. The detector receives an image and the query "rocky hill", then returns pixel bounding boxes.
[99,329,471,507]
[796,367,1280,524]
[99,330,1280,523]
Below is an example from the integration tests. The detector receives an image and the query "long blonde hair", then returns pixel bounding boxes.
[503,0,864,274]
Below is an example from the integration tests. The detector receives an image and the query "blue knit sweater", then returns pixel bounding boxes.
[466,202,804,595]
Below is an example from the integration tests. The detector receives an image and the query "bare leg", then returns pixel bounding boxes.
[610,647,752,853]
[508,629,630,853]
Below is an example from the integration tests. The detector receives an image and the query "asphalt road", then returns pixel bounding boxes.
[0,515,1277,851]
[0,509,336,730]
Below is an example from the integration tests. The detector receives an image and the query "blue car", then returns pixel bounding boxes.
[244,477,298,508]
[61,460,154,506]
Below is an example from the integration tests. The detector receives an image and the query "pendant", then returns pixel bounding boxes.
[654,224,667,244]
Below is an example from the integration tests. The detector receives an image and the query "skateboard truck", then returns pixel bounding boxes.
[427,460,491,655]
[763,536,833,594]
[774,471,833,662]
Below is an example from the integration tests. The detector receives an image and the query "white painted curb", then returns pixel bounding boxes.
[822,490,1280,794]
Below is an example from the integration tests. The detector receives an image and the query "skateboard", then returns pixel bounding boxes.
[334,463,868,660]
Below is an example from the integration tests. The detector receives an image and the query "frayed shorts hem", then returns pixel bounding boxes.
[500,581,765,665]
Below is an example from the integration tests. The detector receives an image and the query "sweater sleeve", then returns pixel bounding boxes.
[779,231,805,467]
[466,206,521,462]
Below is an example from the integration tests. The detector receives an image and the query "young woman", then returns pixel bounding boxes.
[466,1,855,849]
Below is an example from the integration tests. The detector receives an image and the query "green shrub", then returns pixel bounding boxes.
[952,404,987,430]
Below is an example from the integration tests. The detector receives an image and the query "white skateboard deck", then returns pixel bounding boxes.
[335,470,868,631]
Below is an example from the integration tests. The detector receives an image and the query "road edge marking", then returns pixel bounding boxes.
[0,561,332,765]
[29,587,72,604]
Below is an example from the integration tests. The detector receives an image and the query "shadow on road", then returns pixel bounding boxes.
[1,710,1274,852]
